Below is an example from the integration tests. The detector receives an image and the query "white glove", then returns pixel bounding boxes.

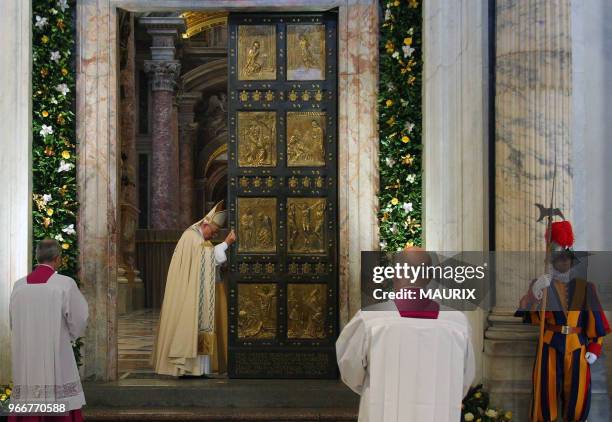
[585,352,598,365]
[532,274,552,300]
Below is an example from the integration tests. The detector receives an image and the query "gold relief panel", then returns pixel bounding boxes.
[287,284,327,339]
[238,283,277,339]
[287,112,326,167]
[237,197,277,253]
[287,24,325,80]
[238,25,277,80]
[237,111,277,167]
[287,198,326,254]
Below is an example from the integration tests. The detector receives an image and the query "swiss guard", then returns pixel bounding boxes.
[516,220,610,421]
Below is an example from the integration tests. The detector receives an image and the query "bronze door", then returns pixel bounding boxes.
[227,12,338,378]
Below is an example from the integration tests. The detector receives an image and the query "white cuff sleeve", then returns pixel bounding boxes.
[214,241,228,265]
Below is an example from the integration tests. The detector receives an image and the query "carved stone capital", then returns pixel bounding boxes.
[143,60,181,92]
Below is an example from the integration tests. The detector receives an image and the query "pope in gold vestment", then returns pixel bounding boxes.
[152,201,235,376]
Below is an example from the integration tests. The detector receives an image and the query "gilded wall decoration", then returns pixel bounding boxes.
[238,25,276,80]
[287,284,327,339]
[287,24,325,80]
[237,111,277,167]
[237,197,277,253]
[287,112,326,167]
[238,283,277,339]
[287,198,326,254]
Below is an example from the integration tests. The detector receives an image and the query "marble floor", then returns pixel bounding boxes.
[118,308,159,379]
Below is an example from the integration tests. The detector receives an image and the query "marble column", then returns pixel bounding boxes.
[423,0,491,383]
[117,12,143,314]
[141,17,185,229]
[177,92,201,228]
[485,0,572,413]
[0,0,31,384]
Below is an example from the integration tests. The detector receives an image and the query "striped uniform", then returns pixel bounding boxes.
[516,278,610,422]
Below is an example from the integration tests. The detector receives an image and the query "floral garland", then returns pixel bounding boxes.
[32,0,82,365]
[462,385,513,422]
[0,383,12,413]
[378,0,423,251]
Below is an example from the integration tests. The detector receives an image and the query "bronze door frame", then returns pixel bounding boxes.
[227,11,339,378]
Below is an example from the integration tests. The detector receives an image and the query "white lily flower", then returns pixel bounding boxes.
[405,122,415,133]
[50,51,61,62]
[42,194,52,204]
[385,157,395,167]
[35,16,49,29]
[402,202,413,213]
[40,125,54,137]
[406,174,416,184]
[57,0,69,12]
[54,234,64,242]
[391,51,400,59]
[62,224,76,235]
[57,160,74,173]
[384,8,392,21]
[402,45,415,58]
[379,240,387,250]
[55,83,70,96]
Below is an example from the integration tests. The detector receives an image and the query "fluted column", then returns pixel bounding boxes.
[485,0,572,412]
[141,17,185,229]
[177,92,202,228]
[494,0,572,313]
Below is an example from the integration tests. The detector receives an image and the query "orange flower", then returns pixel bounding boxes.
[61,68,68,76]
[385,40,395,54]
[44,146,55,156]
[401,135,410,143]
[402,154,414,165]
[40,68,49,77]
[42,110,49,117]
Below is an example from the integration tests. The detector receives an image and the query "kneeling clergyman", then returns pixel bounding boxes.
[336,247,475,422]
[10,239,89,422]
[152,200,236,377]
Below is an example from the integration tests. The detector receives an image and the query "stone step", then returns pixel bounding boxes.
[83,407,357,421]
[83,379,359,409]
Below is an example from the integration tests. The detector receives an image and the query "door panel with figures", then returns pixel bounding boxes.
[227,12,338,378]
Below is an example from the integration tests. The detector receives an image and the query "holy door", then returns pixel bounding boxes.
[227,12,338,378]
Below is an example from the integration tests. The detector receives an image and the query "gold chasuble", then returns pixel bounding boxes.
[152,224,228,376]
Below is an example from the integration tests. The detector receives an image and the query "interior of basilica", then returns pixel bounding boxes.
[117,11,231,378]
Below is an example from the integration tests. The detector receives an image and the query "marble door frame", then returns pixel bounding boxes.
[76,0,378,380]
